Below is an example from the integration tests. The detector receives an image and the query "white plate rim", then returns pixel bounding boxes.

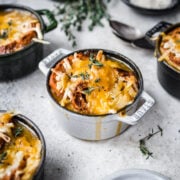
[104,169,171,180]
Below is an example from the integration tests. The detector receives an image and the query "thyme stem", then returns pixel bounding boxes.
[54,0,111,47]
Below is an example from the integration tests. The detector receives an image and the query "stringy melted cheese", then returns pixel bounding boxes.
[159,27,180,71]
[49,50,139,115]
[0,10,42,54]
[0,113,42,180]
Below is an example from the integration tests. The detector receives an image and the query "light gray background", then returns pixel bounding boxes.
[0,1,180,180]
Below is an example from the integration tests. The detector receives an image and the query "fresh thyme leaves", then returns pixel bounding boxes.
[83,87,96,95]
[139,139,153,160]
[0,29,8,39]
[0,152,7,164]
[71,72,90,80]
[157,125,163,136]
[71,74,79,78]
[95,78,101,83]
[89,53,103,68]
[79,72,90,80]
[54,0,110,47]
[14,126,23,137]
[7,20,13,26]
[139,125,163,159]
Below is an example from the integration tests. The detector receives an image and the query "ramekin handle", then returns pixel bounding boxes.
[39,48,71,76]
[114,91,155,125]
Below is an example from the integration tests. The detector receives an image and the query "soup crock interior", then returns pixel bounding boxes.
[46,49,144,117]
[0,4,57,81]
[156,23,180,77]
[0,4,45,58]
[12,114,46,180]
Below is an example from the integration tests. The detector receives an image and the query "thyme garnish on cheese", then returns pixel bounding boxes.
[0,152,7,164]
[14,126,24,137]
[95,78,101,83]
[82,87,96,95]
[89,54,103,68]
[71,72,90,80]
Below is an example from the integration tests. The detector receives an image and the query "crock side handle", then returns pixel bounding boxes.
[39,48,71,76]
[36,9,58,33]
[145,21,172,47]
[114,91,155,125]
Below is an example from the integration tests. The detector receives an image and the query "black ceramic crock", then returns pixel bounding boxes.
[155,23,180,99]
[0,110,46,180]
[0,4,57,81]
[12,114,46,180]
[122,0,180,15]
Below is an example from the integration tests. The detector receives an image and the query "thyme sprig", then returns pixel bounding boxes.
[14,126,24,137]
[89,53,103,68]
[54,0,111,47]
[0,152,7,164]
[95,78,101,83]
[139,125,163,159]
[0,29,8,39]
[139,139,153,159]
[83,87,96,95]
[71,72,90,80]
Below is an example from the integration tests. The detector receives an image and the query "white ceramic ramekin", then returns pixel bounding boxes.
[39,48,155,140]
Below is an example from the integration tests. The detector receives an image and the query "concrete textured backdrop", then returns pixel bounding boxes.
[0,1,180,179]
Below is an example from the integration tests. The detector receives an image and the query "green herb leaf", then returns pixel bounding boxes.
[95,78,101,83]
[89,54,103,67]
[54,0,110,47]
[0,152,7,164]
[88,64,92,69]
[139,125,163,159]
[157,125,163,136]
[14,127,23,137]
[0,29,8,39]
[71,74,79,78]
[79,72,90,80]
[7,20,13,26]
[176,40,180,43]
[92,60,103,67]
[71,72,90,80]
[139,141,153,159]
[83,87,95,95]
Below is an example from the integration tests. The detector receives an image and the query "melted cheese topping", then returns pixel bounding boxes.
[0,10,42,54]
[49,50,139,115]
[159,27,180,71]
[0,113,42,180]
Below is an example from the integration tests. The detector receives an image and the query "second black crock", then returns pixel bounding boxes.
[155,23,180,99]
[0,4,57,81]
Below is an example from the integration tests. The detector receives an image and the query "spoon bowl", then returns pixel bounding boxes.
[109,20,154,49]
[109,20,143,41]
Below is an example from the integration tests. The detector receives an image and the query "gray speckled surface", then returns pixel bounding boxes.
[0,1,180,180]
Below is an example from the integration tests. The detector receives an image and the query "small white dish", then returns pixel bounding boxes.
[104,169,170,180]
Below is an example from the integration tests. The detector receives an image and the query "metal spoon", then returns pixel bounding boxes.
[109,20,154,49]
